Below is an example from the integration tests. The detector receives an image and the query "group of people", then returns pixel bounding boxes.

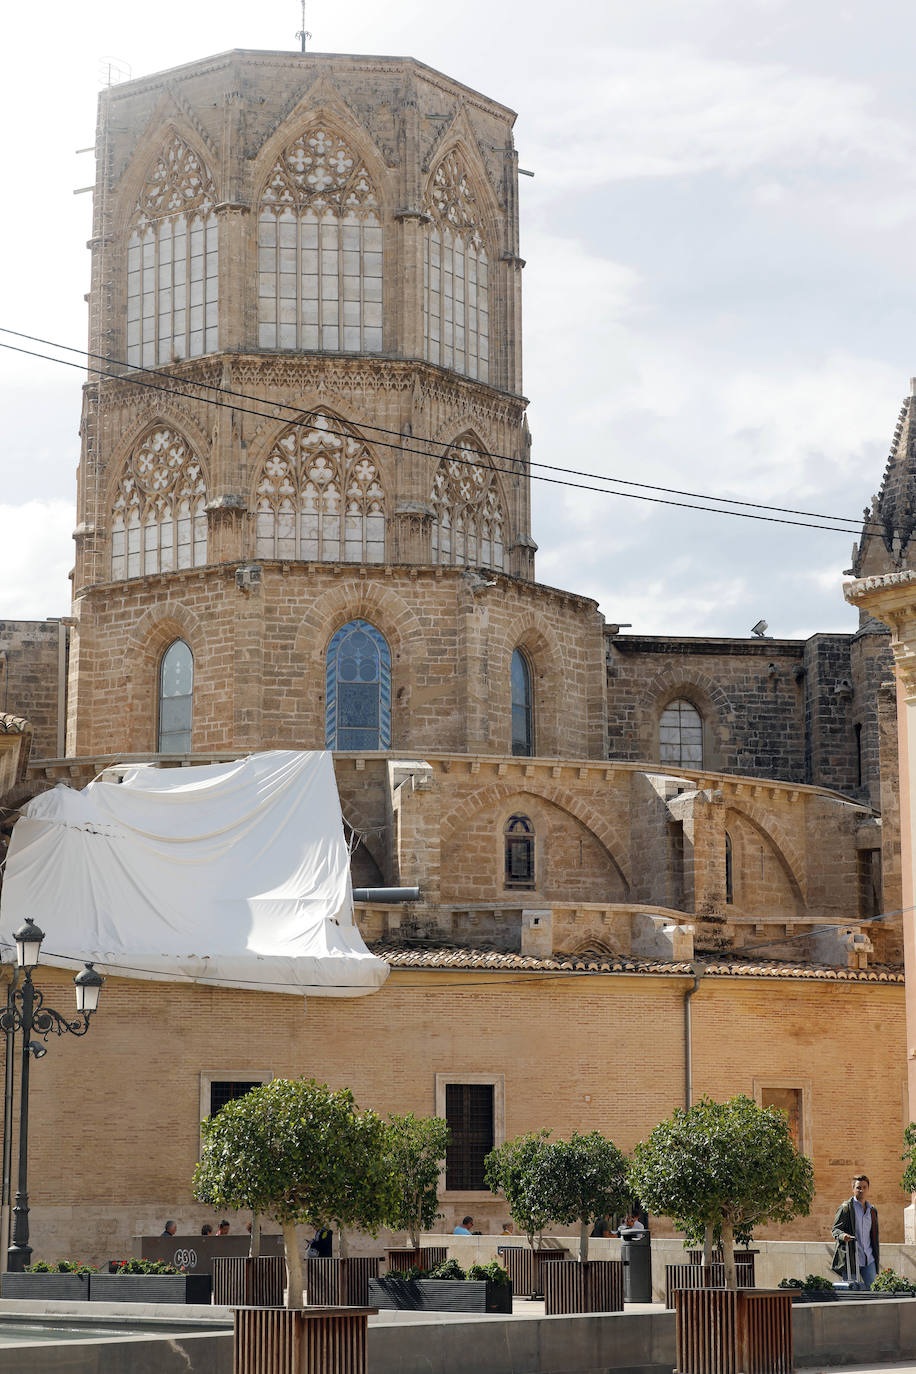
[160,1219,233,1238]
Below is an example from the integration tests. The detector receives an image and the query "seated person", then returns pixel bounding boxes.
[201,1223,213,1236]
[453,1215,473,1235]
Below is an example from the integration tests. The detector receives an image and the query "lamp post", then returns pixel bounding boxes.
[1,919,103,1272]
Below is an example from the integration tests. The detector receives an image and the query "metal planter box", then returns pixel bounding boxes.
[90,1273,212,1304]
[368,1276,512,1314]
[2,1271,91,1300]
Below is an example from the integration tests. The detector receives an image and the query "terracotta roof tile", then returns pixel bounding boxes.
[368,941,905,984]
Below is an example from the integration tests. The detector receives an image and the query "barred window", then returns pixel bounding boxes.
[127,134,219,366]
[424,151,489,383]
[445,1083,494,1190]
[659,699,703,767]
[258,128,382,353]
[504,814,535,889]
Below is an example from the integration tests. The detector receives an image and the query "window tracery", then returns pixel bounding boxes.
[111,426,208,580]
[127,134,219,366]
[255,412,385,563]
[258,127,383,353]
[423,150,489,383]
[430,437,505,571]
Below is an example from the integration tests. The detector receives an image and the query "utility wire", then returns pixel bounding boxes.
[0,329,882,537]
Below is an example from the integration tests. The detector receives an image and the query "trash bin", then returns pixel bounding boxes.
[619,1227,651,1303]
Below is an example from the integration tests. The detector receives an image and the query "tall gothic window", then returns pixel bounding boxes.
[127,134,219,367]
[325,620,391,751]
[511,650,533,756]
[659,699,703,767]
[505,815,535,889]
[258,127,383,352]
[424,150,490,382]
[725,831,734,904]
[430,437,505,571]
[255,412,385,563]
[111,426,208,579]
[158,639,193,752]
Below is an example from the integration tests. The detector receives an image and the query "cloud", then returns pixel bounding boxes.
[0,503,73,619]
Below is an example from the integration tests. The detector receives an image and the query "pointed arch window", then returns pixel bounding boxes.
[256,412,385,563]
[158,639,193,752]
[431,436,505,571]
[424,150,489,382]
[659,699,703,767]
[326,620,391,750]
[511,649,533,756]
[258,127,383,353]
[127,134,219,367]
[111,426,208,579]
[505,815,535,889]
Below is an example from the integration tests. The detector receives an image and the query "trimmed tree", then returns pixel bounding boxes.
[485,1131,554,1249]
[384,1112,451,1248]
[902,1122,916,1195]
[193,1077,392,1308]
[536,1132,631,1262]
[630,1094,815,1288]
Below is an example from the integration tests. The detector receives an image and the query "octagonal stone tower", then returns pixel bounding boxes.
[67,49,607,760]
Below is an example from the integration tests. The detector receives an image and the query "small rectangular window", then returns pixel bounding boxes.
[209,1080,262,1117]
[754,1079,810,1154]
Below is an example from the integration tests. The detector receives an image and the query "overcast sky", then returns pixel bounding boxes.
[1,0,913,637]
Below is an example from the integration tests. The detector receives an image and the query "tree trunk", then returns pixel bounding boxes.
[338,1224,348,1259]
[579,1219,589,1263]
[702,1224,714,1266]
[408,1219,419,1249]
[282,1219,303,1310]
[721,1220,737,1290]
[249,1212,261,1258]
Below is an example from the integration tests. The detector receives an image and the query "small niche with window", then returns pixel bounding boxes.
[505,814,535,890]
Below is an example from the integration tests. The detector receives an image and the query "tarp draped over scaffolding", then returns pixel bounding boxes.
[0,751,388,997]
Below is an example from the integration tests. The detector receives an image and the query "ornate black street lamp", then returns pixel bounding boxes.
[1,919,103,1271]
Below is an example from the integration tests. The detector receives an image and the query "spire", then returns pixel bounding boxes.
[851,380,916,578]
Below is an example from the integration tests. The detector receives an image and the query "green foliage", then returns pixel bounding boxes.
[112,1258,185,1274]
[630,1095,814,1244]
[426,1258,466,1281]
[467,1261,510,1285]
[383,1265,425,1282]
[535,1131,631,1233]
[777,1277,803,1289]
[384,1112,450,1246]
[902,1123,916,1195]
[25,1260,94,1274]
[872,1267,916,1294]
[193,1077,392,1234]
[484,1130,554,1242]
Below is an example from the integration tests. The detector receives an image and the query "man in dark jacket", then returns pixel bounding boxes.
[832,1175,879,1289]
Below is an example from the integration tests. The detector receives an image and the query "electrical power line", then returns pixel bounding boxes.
[0,328,882,537]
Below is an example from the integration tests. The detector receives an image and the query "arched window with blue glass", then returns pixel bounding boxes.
[511,648,533,756]
[158,639,193,752]
[326,619,391,750]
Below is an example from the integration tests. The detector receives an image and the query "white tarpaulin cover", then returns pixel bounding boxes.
[0,751,389,997]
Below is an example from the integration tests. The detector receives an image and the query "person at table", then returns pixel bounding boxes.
[453,1216,473,1234]
[217,1220,231,1235]
[161,1220,177,1237]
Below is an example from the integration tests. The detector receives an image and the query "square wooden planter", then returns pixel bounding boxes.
[2,1271,91,1301]
[234,1305,373,1374]
[90,1273,212,1304]
[368,1276,512,1314]
[212,1255,286,1306]
[674,1287,793,1374]
[305,1257,381,1306]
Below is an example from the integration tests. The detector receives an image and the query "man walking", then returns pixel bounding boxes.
[832,1175,879,1289]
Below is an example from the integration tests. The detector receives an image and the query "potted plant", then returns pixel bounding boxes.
[778,1275,837,1303]
[631,1095,814,1374]
[3,1259,94,1300]
[369,1258,512,1314]
[91,1257,212,1304]
[859,1267,916,1298]
[193,1077,394,1373]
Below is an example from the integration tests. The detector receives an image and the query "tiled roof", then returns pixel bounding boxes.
[370,942,904,984]
[0,715,28,735]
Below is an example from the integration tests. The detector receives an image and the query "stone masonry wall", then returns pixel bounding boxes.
[0,620,63,759]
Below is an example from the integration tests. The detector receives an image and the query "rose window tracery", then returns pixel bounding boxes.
[127,133,219,367]
[258,127,383,353]
[255,412,386,563]
[424,150,489,383]
[431,437,505,571]
[111,427,208,580]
